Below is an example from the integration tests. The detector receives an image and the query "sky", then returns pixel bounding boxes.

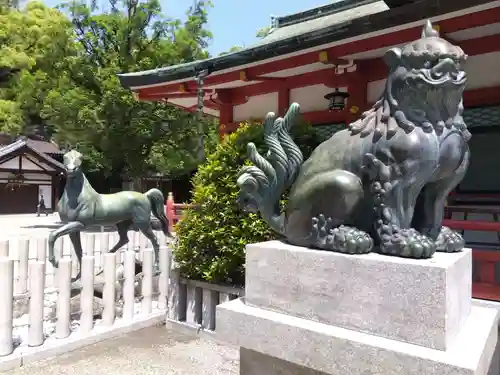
[41,0,332,56]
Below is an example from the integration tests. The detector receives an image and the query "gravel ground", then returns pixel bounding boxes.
[5,325,239,375]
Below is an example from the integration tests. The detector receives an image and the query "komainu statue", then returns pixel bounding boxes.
[237,20,470,259]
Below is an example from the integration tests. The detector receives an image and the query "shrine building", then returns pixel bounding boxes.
[119,0,500,300]
[119,0,500,198]
[0,137,65,214]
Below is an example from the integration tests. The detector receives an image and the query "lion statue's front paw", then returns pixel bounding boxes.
[435,226,464,253]
[379,228,436,259]
[311,215,373,254]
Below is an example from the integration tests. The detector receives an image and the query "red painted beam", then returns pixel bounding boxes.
[465,86,500,107]
[364,33,500,82]
[365,86,500,108]
[136,7,500,97]
[442,219,500,232]
[148,84,500,128]
[138,32,500,104]
[136,91,208,101]
[473,250,500,262]
[166,85,500,126]
[164,99,219,115]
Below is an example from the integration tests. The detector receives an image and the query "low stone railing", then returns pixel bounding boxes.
[0,236,171,371]
[166,269,243,334]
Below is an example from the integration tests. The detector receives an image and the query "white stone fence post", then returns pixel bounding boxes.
[0,230,170,368]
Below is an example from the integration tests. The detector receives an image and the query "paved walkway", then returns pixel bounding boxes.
[5,325,239,375]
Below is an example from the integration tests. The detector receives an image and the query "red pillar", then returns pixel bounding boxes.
[216,89,234,138]
[166,192,175,233]
[219,103,233,138]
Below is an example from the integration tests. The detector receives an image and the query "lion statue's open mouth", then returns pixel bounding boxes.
[348,21,469,138]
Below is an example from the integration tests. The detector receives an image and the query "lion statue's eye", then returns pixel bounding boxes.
[423,61,432,69]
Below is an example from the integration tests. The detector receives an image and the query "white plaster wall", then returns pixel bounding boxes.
[23,156,54,171]
[25,155,55,171]
[0,157,20,170]
[0,156,55,172]
[464,51,500,90]
[290,85,348,113]
[367,79,386,104]
[233,92,278,122]
[366,52,500,103]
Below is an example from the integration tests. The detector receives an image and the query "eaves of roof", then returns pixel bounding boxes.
[118,0,490,90]
[0,139,66,171]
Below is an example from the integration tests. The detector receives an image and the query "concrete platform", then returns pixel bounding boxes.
[245,241,472,350]
[217,298,498,375]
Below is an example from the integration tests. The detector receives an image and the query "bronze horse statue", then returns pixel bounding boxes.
[48,150,170,280]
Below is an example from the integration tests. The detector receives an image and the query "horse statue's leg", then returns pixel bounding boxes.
[107,220,133,253]
[68,231,83,282]
[48,221,85,269]
[137,224,160,272]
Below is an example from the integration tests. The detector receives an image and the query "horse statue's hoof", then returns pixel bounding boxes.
[48,257,59,269]
[153,263,160,275]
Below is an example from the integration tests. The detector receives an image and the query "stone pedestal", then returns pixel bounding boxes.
[216,241,499,375]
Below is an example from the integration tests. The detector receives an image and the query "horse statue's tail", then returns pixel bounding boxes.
[236,103,304,235]
[144,188,171,236]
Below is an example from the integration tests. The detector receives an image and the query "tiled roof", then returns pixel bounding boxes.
[252,0,388,47]
[118,0,388,88]
[118,0,486,89]
[26,139,63,155]
[0,139,65,171]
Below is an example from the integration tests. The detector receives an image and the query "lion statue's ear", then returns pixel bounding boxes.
[383,48,402,70]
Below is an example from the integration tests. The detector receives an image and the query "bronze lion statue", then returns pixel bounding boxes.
[237,20,469,259]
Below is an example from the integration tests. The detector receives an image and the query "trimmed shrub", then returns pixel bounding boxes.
[173,120,323,286]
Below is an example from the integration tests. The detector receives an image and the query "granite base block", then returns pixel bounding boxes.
[217,298,498,375]
[240,347,329,375]
[245,241,472,350]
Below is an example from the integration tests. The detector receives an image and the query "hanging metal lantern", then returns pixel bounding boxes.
[324,88,350,111]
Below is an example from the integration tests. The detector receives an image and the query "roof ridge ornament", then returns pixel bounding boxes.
[422,19,440,38]
[270,15,278,29]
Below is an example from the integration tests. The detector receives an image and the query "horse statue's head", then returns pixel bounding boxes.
[63,150,83,178]
[349,20,469,139]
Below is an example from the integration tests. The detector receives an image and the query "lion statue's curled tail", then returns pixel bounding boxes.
[236,103,303,235]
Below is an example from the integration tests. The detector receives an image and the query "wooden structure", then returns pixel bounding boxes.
[122,0,500,301]
[119,0,500,198]
[0,139,65,214]
[119,0,500,136]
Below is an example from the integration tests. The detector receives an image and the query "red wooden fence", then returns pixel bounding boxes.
[165,192,500,302]
[165,192,196,233]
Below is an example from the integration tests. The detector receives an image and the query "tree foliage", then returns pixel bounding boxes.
[0,1,72,134]
[1,0,217,181]
[218,45,243,56]
[174,121,323,286]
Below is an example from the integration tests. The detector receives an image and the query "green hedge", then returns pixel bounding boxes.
[173,121,323,286]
